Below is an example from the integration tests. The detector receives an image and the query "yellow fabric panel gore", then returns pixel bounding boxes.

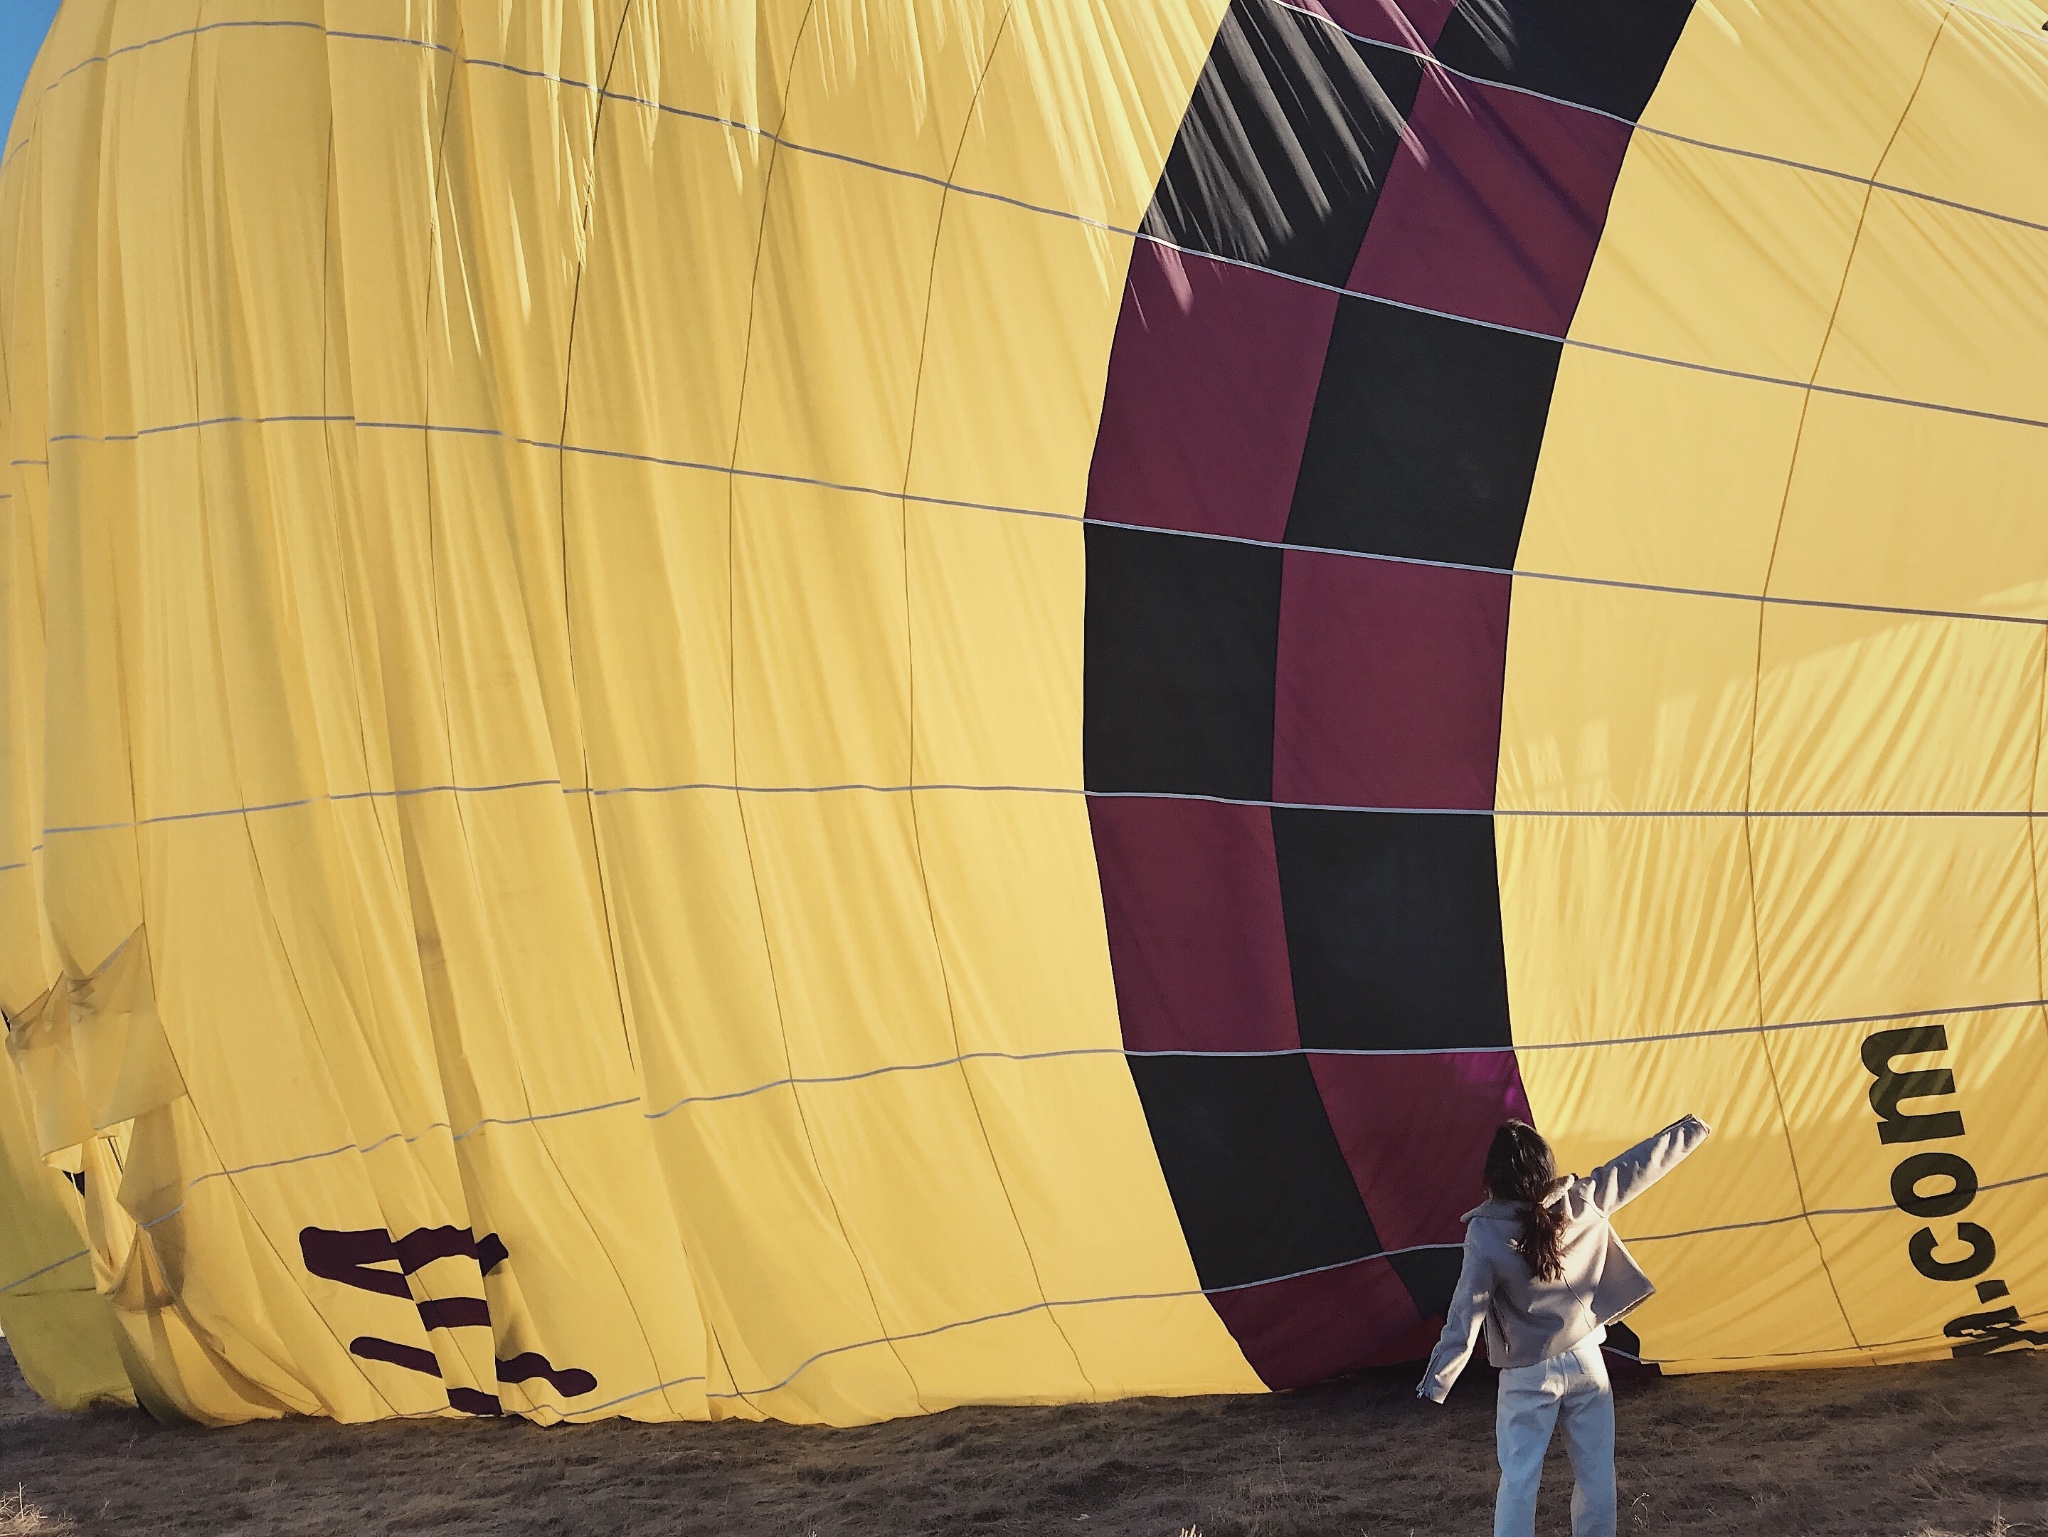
[1646,0,1948,175]
[1507,0,2048,1374]
[1884,9,2048,229]
[0,0,1252,1424]
[1516,349,1802,596]
[1568,133,1866,382]
[1764,394,2048,619]
[1499,582,1762,812]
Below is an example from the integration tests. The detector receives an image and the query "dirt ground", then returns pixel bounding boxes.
[3,1341,2045,1536]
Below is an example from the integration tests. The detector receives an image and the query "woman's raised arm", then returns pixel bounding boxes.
[1579,1115,1713,1215]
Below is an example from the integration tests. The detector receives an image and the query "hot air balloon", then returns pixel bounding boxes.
[3,0,2047,1426]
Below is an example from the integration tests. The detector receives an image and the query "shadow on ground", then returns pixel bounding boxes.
[3,1342,2044,1535]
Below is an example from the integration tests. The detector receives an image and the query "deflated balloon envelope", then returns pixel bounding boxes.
[2,0,2046,1426]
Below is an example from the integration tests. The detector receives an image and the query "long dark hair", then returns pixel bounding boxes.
[1484,1121,1565,1282]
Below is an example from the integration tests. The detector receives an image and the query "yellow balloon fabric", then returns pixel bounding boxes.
[2,0,2046,1427]
[0,0,1257,1427]
[1505,0,2048,1373]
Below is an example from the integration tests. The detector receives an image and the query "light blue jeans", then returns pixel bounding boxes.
[1493,1331,1616,1537]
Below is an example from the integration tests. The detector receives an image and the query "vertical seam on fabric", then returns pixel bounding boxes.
[497,0,700,1421]
[312,41,414,1051]
[222,48,401,1237]
[405,5,524,1407]
[700,1316,748,1416]
[891,9,1103,1400]
[720,1,928,1416]
[175,1,402,1415]
[177,1118,400,1417]
[108,0,149,1055]
[709,8,808,1424]
[1736,7,1953,1362]
[2026,595,2048,1038]
[55,2,322,1415]
[25,0,141,1025]
[417,0,469,823]
[405,15,643,1415]
[332,0,483,1409]
[554,5,640,1078]
[315,79,387,893]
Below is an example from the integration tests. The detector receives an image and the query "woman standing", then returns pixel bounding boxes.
[1417,1115,1713,1537]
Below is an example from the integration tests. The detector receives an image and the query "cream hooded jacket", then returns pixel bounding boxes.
[1417,1115,1713,1402]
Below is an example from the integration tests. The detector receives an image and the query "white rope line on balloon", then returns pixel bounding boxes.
[11,1140,2043,1383]
[43,409,1086,523]
[4,13,2043,650]
[501,1276,2048,1410]
[9,2,2046,256]
[533,1250,2048,1409]
[0,19,448,173]
[419,12,2048,439]
[39,777,568,837]
[618,1293,1192,1410]
[637,1047,1122,1120]
[12,1220,2012,1394]
[559,1372,708,1416]
[1086,790,2048,817]
[577,781,1076,799]
[0,1094,654,1297]
[1627,1163,2048,1244]
[27,409,2048,641]
[5,13,2039,1393]
[33,781,2048,849]
[0,7,2041,582]
[1267,0,2048,240]
[29,781,1079,847]
[0,1234,1403,1405]
[1114,226,2048,441]
[1131,997,2048,1056]
[8,992,2041,1299]
[0,1052,1121,1297]
[0,1246,94,1296]
[603,1241,1468,1409]
[1085,516,2048,631]
[1602,1309,2048,1367]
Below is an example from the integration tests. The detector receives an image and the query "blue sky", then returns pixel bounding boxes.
[2,2,63,142]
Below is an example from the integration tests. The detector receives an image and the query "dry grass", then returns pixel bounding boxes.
[4,1342,2045,1535]
[0,1487,77,1537]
